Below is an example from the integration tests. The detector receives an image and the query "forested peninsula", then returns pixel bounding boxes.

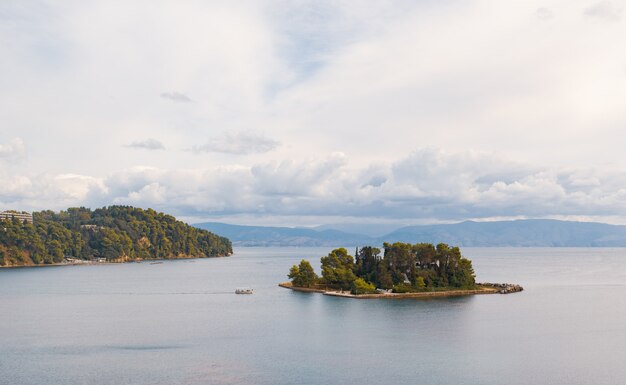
[0,206,232,267]
[282,243,522,298]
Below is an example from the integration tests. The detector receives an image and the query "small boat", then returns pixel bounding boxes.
[235,287,254,294]
[149,261,163,265]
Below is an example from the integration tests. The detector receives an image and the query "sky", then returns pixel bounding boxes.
[2,0,626,227]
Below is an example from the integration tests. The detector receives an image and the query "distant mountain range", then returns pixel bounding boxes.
[195,219,626,247]
[193,222,371,247]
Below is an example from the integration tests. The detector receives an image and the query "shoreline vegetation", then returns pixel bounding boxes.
[283,244,523,298]
[0,254,226,269]
[279,281,523,299]
[0,206,232,268]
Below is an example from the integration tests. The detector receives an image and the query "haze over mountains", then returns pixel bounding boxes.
[194,222,370,247]
[195,220,626,247]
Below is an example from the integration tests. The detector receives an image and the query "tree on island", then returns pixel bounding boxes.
[288,242,476,295]
[320,247,357,290]
[354,246,382,284]
[288,259,319,288]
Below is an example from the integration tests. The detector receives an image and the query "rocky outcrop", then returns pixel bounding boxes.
[479,282,523,294]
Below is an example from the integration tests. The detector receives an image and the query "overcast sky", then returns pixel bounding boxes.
[2,0,626,226]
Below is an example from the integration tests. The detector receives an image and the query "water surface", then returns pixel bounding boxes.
[1,247,626,385]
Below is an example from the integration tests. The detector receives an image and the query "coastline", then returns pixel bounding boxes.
[0,261,115,269]
[278,282,522,299]
[0,254,232,269]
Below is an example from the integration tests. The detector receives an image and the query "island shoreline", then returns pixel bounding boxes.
[278,282,522,299]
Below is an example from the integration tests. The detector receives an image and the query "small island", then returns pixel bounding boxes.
[280,243,522,298]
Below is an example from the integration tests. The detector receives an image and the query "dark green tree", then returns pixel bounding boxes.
[288,259,318,287]
[320,248,356,290]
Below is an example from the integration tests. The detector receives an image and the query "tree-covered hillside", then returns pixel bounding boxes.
[0,206,232,266]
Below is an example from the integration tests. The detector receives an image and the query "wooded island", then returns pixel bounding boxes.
[0,206,232,267]
[283,243,522,297]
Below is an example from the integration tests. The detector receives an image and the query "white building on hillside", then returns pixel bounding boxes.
[0,210,34,224]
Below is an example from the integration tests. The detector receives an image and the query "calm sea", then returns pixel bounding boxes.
[1,247,626,385]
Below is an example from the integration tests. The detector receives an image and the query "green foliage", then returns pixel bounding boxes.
[289,264,300,280]
[383,242,417,286]
[392,278,427,293]
[288,259,318,287]
[354,246,382,284]
[377,242,475,290]
[320,248,356,290]
[0,206,232,266]
[448,257,476,289]
[391,283,416,293]
[291,242,477,293]
[376,263,394,290]
[351,278,376,295]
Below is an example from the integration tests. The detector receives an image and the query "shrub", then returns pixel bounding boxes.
[351,278,377,295]
[392,282,428,293]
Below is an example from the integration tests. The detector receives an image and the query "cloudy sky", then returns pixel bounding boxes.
[2,0,626,226]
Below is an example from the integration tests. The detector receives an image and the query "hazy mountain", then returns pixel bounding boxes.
[194,222,373,246]
[195,219,626,247]
[384,219,626,246]
[313,223,406,238]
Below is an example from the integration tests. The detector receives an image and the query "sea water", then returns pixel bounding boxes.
[1,247,626,385]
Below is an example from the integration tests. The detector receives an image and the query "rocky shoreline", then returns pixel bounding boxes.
[478,282,524,294]
[279,282,524,299]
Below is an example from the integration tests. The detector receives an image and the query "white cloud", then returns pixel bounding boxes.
[193,130,280,155]
[160,92,193,103]
[119,182,168,205]
[4,147,626,224]
[584,1,622,21]
[535,7,555,20]
[0,171,107,211]
[0,138,26,162]
[0,174,32,200]
[2,1,626,224]
[47,174,108,202]
[125,138,166,150]
[251,152,347,195]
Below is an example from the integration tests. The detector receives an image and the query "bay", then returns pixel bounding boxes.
[1,247,626,385]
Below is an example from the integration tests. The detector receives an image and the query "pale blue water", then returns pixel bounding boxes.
[2,247,626,385]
